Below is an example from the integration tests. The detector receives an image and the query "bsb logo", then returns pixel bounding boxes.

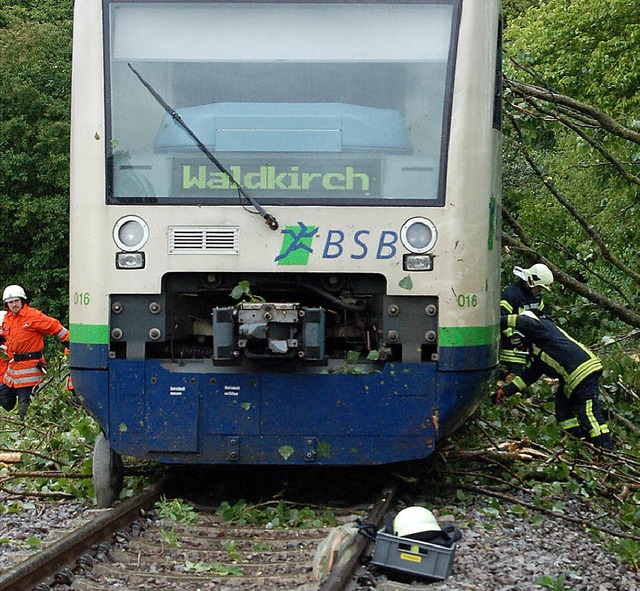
[276,222,398,266]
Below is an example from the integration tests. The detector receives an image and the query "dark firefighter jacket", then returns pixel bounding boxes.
[499,281,545,367]
[500,314,602,398]
[500,281,546,316]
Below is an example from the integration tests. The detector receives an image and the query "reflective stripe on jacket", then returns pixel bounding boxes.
[499,347,528,366]
[4,364,46,388]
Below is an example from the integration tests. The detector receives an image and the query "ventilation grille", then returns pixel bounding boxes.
[168,226,240,254]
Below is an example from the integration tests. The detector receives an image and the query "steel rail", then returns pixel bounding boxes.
[318,481,398,591]
[0,479,166,591]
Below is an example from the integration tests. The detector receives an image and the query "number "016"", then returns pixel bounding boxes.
[457,294,478,307]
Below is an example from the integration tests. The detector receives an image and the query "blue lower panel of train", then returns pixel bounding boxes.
[73,358,491,465]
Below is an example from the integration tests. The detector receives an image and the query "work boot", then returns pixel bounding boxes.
[590,432,613,451]
[17,391,31,420]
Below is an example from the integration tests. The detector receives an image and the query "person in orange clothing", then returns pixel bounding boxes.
[0,285,69,419]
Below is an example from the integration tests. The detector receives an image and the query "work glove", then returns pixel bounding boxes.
[492,381,519,403]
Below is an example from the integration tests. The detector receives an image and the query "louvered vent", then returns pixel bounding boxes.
[168,226,240,254]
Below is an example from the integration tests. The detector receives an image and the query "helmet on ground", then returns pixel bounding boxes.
[393,506,441,538]
[3,285,27,303]
[513,264,553,291]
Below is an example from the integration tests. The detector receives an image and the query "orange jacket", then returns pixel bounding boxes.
[0,346,8,382]
[1,303,69,388]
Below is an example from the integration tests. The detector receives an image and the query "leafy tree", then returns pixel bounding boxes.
[502,0,640,342]
[0,0,73,322]
[506,0,640,114]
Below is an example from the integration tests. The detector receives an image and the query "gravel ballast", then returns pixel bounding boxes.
[1,492,638,590]
[369,499,639,591]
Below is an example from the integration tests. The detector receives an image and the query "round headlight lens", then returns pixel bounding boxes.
[113,216,149,252]
[400,217,437,254]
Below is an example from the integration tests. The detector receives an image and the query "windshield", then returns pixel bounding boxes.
[106,1,457,205]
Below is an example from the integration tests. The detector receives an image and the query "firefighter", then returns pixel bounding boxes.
[0,285,69,419]
[494,311,612,450]
[499,264,554,379]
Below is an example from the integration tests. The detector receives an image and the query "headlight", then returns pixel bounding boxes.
[403,254,433,271]
[400,217,437,254]
[116,252,145,269]
[113,216,149,252]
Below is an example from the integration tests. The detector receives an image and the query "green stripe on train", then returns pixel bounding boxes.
[70,323,110,344]
[69,323,498,348]
[439,325,499,347]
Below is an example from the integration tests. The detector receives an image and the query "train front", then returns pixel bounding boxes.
[69,0,501,477]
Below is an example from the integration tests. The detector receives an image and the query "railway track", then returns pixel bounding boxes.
[0,474,398,591]
[0,480,166,591]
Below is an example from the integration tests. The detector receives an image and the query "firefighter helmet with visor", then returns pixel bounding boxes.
[3,285,27,303]
[393,506,441,538]
[513,264,553,291]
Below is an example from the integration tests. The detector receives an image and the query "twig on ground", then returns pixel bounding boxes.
[441,482,640,542]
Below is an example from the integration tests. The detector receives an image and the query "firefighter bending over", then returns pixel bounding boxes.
[494,311,612,450]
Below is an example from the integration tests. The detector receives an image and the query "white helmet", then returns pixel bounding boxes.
[513,264,553,291]
[393,506,441,538]
[3,285,27,303]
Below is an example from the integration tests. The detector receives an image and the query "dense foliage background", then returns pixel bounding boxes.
[501,0,640,343]
[0,0,73,321]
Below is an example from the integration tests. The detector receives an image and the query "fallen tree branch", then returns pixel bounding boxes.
[614,377,640,402]
[506,111,640,288]
[445,442,549,463]
[0,471,91,486]
[0,487,76,499]
[501,233,640,328]
[609,409,640,437]
[439,482,640,542]
[0,447,68,467]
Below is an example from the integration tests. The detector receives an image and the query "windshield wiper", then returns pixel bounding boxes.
[128,63,279,231]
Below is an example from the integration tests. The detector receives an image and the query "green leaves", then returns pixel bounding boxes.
[398,276,413,291]
[0,356,100,502]
[0,353,155,505]
[155,495,198,524]
[230,280,265,303]
[215,498,338,529]
[184,560,244,576]
[535,574,573,591]
[278,445,295,461]
[507,0,640,114]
